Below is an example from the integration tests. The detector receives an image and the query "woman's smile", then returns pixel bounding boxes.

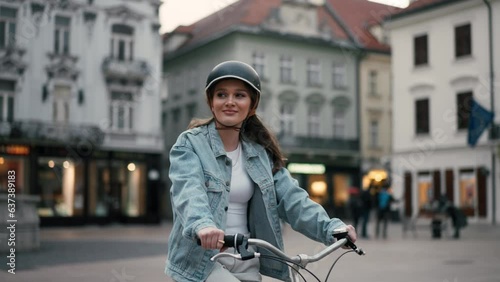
[211,79,252,127]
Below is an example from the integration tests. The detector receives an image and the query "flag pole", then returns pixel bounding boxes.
[483,0,496,225]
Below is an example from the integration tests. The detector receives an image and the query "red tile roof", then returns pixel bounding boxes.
[163,0,396,54]
[327,0,401,52]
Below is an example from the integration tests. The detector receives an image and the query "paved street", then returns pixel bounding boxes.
[1,220,500,282]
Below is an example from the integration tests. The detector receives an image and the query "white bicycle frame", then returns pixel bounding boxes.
[210,237,350,282]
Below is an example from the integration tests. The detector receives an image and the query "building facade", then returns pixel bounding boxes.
[0,0,163,225]
[162,0,396,218]
[162,0,364,217]
[387,0,500,224]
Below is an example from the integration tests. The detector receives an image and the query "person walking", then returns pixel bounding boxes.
[375,183,396,239]
[165,61,357,282]
[359,181,374,239]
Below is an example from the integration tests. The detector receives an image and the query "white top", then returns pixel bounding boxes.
[225,143,253,235]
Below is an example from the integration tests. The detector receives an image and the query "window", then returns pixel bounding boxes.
[0,79,15,122]
[457,91,472,130]
[37,157,85,217]
[369,120,379,148]
[280,55,293,83]
[0,6,17,49]
[111,24,134,61]
[369,70,377,95]
[53,85,71,123]
[415,98,429,134]
[54,16,70,55]
[332,63,347,89]
[307,59,321,86]
[455,23,471,58]
[333,110,345,138]
[307,106,320,137]
[186,103,197,120]
[188,68,198,91]
[110,91,134,131]
[252,52,265,78]
[280,103,294,135]
[414,34,428,66]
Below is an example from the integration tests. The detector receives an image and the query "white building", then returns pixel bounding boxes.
[386,0,500,224]
[0,0,163,225]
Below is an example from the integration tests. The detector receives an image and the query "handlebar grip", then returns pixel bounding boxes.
[196,234,245,248]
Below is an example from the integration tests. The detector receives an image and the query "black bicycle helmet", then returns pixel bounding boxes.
[205,60,261,94]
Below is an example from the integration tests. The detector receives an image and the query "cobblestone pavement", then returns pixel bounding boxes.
[1,220,500,282]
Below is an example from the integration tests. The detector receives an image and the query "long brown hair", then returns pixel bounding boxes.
[189,82,286,174]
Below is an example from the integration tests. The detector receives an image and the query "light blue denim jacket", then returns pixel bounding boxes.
[165,121,346,282]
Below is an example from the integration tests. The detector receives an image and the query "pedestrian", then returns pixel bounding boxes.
[348,186,362,231]
[436,194,467,239]
[359,181,374,239]
[165,61,357,282]
[375,182,396,239]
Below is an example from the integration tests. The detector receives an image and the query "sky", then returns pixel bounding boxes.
[158,0,410,35]
[159,0,238,34]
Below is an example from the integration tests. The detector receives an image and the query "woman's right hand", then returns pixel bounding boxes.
[197,226,225,250]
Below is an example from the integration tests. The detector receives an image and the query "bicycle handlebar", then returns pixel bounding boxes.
[201,233,365,264]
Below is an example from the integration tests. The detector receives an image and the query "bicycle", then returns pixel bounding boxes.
[198,227,365,281]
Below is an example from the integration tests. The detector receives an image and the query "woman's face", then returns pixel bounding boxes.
[210,79,252,128]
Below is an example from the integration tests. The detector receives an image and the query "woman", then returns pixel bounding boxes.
[165,61,357,282]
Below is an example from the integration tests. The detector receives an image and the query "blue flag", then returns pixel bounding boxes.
[468,98,494,147]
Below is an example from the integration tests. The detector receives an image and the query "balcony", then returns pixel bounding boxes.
[278,134,359,152]
[0,120,104,146]
[101,56,151,82]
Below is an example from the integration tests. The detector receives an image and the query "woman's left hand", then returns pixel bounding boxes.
[346,224,357,243]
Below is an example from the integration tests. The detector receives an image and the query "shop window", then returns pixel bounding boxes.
[0,155,28,194]
[459,170,476,216]
[37,157,84,217]
[308,174,327,205]
[333,173,351,207]
[417,173,432,212]
[88,159,146,217]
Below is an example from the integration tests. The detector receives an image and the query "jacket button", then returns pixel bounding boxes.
[225,159,231,166]
[224,206,228,211]
[225,181,230,186]
[205,181,209,187]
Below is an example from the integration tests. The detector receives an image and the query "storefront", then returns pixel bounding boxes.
[287,162,360,218]
[0,123,162,226]
[35,147,162,226]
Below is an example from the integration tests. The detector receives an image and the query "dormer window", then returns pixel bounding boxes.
[54,16,71,55]
[0,6,17,49]
[111,24,134,61]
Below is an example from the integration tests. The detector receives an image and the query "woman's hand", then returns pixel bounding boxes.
[197,226,225,250]
[346,224,357,242]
